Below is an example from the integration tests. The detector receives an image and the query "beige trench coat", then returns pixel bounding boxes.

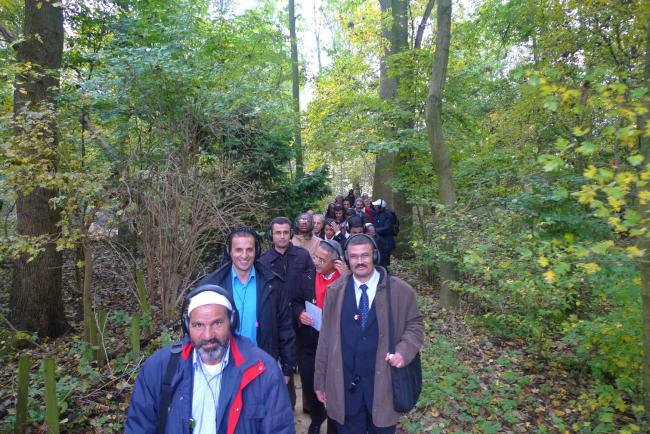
[314,267,424,427]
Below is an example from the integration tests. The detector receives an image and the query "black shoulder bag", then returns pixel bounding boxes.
[157,342,183,434]
[386,273,422,413]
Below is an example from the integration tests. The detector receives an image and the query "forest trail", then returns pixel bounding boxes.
[0,243,641,432]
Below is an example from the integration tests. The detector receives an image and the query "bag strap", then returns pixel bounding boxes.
[385,271,396,354]
[157,342,183,434]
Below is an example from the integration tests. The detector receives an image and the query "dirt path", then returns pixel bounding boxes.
[293,373,315,434]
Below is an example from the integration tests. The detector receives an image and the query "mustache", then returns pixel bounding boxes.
[196,338,227,348]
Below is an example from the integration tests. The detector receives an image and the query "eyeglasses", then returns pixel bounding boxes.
[348,253,371,261]
[311,255,328,264]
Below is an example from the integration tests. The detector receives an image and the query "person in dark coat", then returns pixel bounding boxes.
[293,240,346,434]
[325,203,336,220]
[354,198,371,224]
[372,199,397,268]
[259,216,315,409]
[345,189,356,207]
[198,227,295,380]
[125,285,295,434]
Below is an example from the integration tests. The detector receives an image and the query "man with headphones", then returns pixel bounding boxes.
[291,212,322,257]
[258,216,315,409]
[197,226,295,386]
[125,284,295,433]
[314,234,424,434]
[296,239,347,434]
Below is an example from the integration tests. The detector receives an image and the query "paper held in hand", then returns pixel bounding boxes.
[305,301,322,332]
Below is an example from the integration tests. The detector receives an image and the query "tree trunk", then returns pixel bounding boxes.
[82,238,94,343]
[289,0,304,178]
[375,0,412,256]
[9,0,67,337]
[425,0,458,309]
[313,0,322,73]
[373,0,397,204]
[635,16,650,425]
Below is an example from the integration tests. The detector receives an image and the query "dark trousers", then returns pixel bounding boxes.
[287,371,296,408]
[335,401,395,434]
[298,345,337,433]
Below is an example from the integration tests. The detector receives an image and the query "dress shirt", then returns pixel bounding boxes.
[352,269,380,309]
[231,266,257,345]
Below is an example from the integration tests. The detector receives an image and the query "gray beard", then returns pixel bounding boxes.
[196,339,228,364]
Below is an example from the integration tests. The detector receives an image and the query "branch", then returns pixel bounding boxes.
[0,22,16,46]
[414,0,435,50]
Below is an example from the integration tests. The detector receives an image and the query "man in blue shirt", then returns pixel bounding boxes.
[199,227,295,383]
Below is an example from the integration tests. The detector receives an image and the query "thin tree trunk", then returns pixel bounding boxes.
[635,16,650,425]
[82,238,94,342]
[415,0,435,50]
[313,0,322,73]
[9,0,67,337]
[425,0,458,309]
[289,0,304,178]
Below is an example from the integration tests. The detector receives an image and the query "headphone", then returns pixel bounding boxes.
[320,239,343,261]
[181,284,239,335]
[267,216,294,241]
[343,233,381,266]
[224,226,262,258]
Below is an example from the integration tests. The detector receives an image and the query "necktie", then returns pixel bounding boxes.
[359,284,369,330]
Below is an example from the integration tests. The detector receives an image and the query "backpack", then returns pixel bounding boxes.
[389,209,400,236]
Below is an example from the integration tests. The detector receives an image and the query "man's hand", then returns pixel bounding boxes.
[315,390,327,406]
[385,352,405,368]
[299,310,313,326]
[333,259,348,274]
[284,375,290,384]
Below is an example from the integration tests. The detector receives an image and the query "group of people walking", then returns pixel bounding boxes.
[125,193,423,434]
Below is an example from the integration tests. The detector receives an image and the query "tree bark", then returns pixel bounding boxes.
[635,16,650,425]
[374,0,412,256]
[9,0,67,337]
[289,0,304,178]
[425,0,458,309]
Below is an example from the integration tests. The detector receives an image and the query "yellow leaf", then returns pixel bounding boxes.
[640,191,650,205]
[578,262,601,274]
[544,270,558,283]
[538,256,549,267]
[626,246,645,258]
[608,197,625,211]
[584,165,598,179]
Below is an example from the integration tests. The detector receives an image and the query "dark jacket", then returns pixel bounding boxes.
[198,261,295,376]
[314,268,423,426]
[258,244,315,329]
[374,208,397,253]
[125,336,295,434]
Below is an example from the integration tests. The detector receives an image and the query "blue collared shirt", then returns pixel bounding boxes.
[231,266,257,345]
[191,348,230,433]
